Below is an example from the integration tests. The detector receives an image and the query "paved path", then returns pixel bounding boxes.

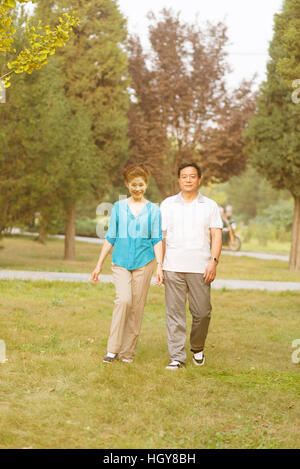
[1,269,299,292]
[221,250,289,262]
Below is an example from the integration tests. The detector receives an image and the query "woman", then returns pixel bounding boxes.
[91,165,163,364]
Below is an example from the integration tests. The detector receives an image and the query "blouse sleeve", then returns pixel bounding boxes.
[105,204,118,246]
[150,205,163,246]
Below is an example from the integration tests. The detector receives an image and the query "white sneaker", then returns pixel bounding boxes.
[192,351,205,366]
[165,360,185,370]
[120,358,133,363]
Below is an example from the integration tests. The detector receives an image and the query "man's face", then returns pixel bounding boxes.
[126,176,148,200]
[178,166,201,193]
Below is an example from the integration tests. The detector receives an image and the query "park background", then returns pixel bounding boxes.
[0,0,299,449]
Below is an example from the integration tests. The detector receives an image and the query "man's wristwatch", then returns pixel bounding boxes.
[211,257,219,264]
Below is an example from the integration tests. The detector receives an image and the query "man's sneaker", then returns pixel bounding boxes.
[165,360,185,370]
[103,353,118,364]
[192,351,205,366]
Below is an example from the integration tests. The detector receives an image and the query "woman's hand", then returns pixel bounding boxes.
[156,264,164,286]
[91,265,102,283]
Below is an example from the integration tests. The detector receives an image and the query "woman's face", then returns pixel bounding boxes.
[126,176,148,200]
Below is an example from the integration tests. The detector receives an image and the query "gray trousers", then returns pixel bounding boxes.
[164,270,212,363]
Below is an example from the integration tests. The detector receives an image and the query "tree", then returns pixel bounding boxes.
[244,0,300,271]
[1,1,130,259]
[33,0,131,258]
[127,9,256,198]
[0,54,96,253]
[35,0,130,194]
[0,0,78,88]
[224,166,290,223]
[0,9,96,259]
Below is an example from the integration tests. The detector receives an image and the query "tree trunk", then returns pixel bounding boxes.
[64,202,76,261]
[289,196,300,272]
[0,200,9,240]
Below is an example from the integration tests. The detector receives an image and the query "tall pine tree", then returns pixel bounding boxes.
[33,0,130,258]
[0,55,95,253]
[244,0,300,272]
[35,0,130,196]
[0,8,96,260]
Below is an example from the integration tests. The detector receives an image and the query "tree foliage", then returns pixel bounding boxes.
[0,0,78,87]
[0,48,95,241]
[244,0,300,271]
[274,0,300,83]
[0,7,95,257]
[34,0,130,197]
[1,1,130,261]
[127,9,256,198]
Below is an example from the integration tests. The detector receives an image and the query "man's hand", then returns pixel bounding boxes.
[156,265,164,286]
[203,260,217,284]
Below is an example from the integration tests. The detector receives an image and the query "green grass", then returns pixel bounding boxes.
[0,235,113,275]
[218,256,300,282]
[0,280,299,449]
[241,239,291,255]
[1,236,300,282]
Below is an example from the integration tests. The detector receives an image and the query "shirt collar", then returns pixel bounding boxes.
[175,191,205,204]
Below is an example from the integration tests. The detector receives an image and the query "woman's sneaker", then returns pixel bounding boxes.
[103,353,118,363]
[165,360,185,370]
[120,358,134,363]
[192,351,205,366]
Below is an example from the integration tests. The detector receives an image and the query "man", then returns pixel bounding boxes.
[160,162,223,369]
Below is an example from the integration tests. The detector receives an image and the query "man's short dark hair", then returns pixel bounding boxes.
[178,162,202,179]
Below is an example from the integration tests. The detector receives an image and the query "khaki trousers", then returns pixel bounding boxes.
[164,270,212,363]
[107,259,155,360]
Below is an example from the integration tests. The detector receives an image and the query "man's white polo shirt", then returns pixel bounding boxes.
[160,191,223,273]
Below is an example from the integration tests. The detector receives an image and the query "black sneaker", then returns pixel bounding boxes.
[192,351,205,366]
[103,353,118,364]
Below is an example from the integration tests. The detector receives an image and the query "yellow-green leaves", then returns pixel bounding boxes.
[0,1,79,88]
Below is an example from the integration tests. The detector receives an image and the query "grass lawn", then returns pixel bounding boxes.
[0,279,299,449]
[241,239,291,255]
[1,236,300,283]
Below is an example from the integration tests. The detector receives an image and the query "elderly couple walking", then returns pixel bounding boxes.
[91,162,223,369]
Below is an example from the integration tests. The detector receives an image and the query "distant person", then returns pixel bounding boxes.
[160,162,223,370]
[219,206,228,227]
[225,205,233,221]
[91,165,163,364]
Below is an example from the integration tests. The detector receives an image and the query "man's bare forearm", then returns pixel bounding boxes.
[210,228,222,260]
[162,232,167,262]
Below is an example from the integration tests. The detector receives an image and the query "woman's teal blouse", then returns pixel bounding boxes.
[105,199,163,271]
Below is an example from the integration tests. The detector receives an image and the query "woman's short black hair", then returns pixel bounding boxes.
[178,162,202,178]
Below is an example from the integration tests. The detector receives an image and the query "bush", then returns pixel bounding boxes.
[260,199,294,232]
[238,199,293,246]
[75,219,98,238]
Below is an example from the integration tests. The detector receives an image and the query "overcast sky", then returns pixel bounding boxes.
[116,0,284,89]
